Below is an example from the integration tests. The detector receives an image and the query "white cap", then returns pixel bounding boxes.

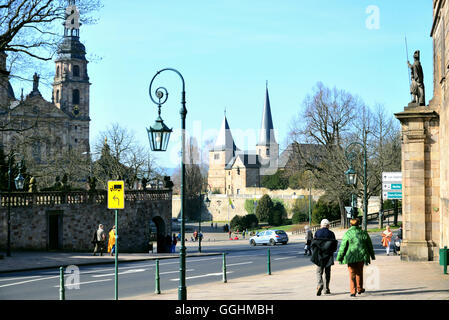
[320,219,330,227]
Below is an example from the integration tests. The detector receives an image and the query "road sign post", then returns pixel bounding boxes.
[108,180,125,300]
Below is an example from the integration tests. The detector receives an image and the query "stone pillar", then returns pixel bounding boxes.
[395,105,439,261]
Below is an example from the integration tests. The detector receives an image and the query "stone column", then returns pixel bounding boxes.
[395,105,439,261]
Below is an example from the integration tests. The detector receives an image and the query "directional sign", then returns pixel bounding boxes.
[383,191,402,199]
[382,172,402,182]
[382,172,402,200]
[108,180,125,209]
[382,183,402,191]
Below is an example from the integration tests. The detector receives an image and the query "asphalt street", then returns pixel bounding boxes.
[0,232,391,300]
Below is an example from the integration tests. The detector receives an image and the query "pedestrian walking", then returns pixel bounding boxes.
[107,226,116,256]
[382,225,393,256]
[171,233,177,253]
[393,224,403,255]
[165,234,172,253]
[193,230,198,242]
[311,219,338,296]
[304,225,313,256]
[93,224,106,256]
[336,218,375,297]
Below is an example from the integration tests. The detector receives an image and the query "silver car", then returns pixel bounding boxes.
[249,229,289,246]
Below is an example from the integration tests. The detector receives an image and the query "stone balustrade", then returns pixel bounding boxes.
[0,189,172,207]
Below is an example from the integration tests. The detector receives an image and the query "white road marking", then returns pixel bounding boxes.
[0,275,41,282]
[0,275,59,288]
[170,271,233,281]
[227,262,253,267]
[274,256,295,260]
[91,268,147,278]
[53,278,112,288]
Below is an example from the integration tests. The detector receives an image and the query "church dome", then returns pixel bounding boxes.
[56,36,87,61]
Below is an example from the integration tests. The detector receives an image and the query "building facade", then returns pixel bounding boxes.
[0,1,90,187]
[394,0,449,261]
[208,86,279,195]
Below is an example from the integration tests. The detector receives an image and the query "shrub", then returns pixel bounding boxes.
[291,197,314,224]
[255,194,273,222]
[269,202,287,226]
[242,214,259,229]
[312,198,340,225]
[261,170,289,190]
[244,199,256,214]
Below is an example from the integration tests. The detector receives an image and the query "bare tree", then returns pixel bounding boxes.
[289,82,361,222]
[92,123,157,190]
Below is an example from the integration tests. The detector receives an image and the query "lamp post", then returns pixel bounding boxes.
[345,142,368,231]
[200,183,212,253]
[147,68,186,300]
[6,154,25,257]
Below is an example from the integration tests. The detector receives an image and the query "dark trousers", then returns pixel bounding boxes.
[316,266,331,290]
[347,262,364,294]
[93,242,105,255]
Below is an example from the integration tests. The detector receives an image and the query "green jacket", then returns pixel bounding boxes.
[336,226,375,265]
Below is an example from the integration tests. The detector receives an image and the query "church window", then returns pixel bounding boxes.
[214,154,220,160]
[56,66,60,77]
[266,148,270,156]
[73,65,80,77]
[73,89,80,104]
[56,90,60,103]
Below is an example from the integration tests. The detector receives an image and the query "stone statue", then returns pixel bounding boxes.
[29,176,37,193]
[32,73,40,92]
[407,50,425,106]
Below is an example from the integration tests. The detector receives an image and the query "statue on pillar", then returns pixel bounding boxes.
[407,50,425,106]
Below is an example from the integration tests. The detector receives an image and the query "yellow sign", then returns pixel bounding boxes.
[108,180,125,209]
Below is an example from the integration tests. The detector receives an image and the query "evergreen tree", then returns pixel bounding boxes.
[255,194,273,222]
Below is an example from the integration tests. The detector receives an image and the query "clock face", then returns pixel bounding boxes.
[72,105,80,116]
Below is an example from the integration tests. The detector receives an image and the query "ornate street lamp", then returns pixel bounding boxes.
[147,89,173,152]
[344,166,357,186]
[345,142,368,231]
[148,68,187,300]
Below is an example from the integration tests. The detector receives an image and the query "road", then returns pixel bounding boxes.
[0,232,394,300]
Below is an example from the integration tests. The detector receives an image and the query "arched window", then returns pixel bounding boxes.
[73,65,80,77]
[72,89,80,104]
[56,90,59,103]
[56,66,60,77]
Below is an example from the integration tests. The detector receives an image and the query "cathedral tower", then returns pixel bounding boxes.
[52,0,90,152]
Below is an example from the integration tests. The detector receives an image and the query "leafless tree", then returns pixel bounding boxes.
[92,123,157,190]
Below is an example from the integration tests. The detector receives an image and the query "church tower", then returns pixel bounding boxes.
[256,84,279,175]
[208,114,239,193]
[52,0,90,152]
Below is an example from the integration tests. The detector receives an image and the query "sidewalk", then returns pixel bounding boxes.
[128,255,449,300]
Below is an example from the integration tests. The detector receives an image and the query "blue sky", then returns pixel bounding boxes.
[28,0,435,170]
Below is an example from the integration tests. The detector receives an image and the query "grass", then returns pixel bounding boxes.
[367,225,401,233]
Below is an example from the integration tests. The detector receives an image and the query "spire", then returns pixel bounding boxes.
[258,83,276,146]
[213,114,239,153]
[56,0,86,61]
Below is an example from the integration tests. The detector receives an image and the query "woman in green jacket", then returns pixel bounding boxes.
[336,218,375,297]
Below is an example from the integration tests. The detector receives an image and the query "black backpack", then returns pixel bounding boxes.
[91,229,97,245]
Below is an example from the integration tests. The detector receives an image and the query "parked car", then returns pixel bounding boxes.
[249,229,288,246]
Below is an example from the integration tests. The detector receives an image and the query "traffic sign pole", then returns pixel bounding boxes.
[115,208,118,300]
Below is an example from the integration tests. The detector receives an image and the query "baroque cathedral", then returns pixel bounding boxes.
[0,1,90,186]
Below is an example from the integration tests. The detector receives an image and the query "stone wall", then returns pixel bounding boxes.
[172,190,381,222]
[0,190,172,253]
